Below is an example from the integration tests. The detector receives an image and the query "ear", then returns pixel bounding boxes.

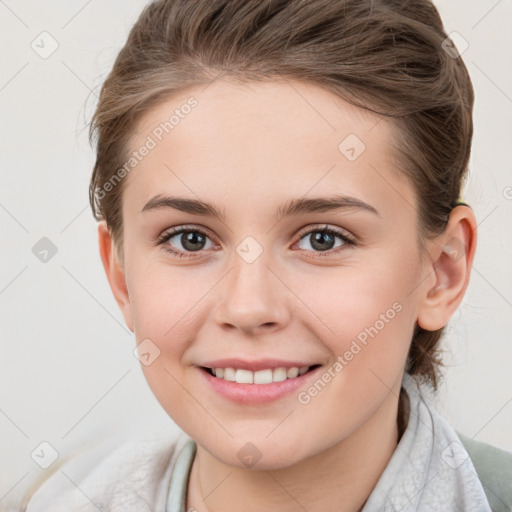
[97,221,134,332]
[416,205,478,331]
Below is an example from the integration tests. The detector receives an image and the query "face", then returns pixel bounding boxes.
[110,79,432,469]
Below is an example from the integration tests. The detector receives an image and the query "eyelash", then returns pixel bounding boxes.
[156,224,356,259]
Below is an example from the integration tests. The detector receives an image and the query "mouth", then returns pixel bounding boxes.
[200,364,322,384]
[198,363,324,404]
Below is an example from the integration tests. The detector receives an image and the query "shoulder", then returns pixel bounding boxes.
[21,430,192,512]
[456,431,512,512]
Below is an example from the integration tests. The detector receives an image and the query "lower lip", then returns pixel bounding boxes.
[197,366,322,405]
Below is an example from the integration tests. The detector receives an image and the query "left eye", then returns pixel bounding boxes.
[295,226,353,253]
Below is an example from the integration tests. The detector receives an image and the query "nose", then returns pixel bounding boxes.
[213,252,291,336]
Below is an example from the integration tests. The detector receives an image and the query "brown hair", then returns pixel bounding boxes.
[88,0,474,402]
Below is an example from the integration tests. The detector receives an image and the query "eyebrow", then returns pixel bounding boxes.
[141,194,380,219]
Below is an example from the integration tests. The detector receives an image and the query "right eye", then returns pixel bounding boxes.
[157,226,217,258]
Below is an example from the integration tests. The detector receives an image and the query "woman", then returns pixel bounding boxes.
[22,0,512,510]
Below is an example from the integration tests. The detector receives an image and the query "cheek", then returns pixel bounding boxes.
[291,260,416,443]
[297,254,416,341]
[128,265,198,418]
[127,254,204,338]
[291,254,419,402]
[126,261,216,407]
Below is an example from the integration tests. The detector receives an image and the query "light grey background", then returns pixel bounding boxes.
[1,0,511,506]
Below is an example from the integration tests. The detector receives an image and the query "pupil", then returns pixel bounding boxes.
[182,232,205,251]
[311,232,334,251]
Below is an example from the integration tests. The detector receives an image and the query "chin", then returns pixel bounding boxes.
[201,436,311,471]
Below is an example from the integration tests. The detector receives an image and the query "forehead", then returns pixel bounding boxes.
[131,78,387,152]
[123,78,414,219]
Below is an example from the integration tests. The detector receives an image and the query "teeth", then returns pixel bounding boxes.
[212,365,311,384]
[287,367,299,378]
[223,368,236,381]
[235,369,253,384]
[254,369,272,384]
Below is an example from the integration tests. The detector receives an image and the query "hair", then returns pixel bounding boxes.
[88,0,474,426]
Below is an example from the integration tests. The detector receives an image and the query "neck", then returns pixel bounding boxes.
[186,388,404,512]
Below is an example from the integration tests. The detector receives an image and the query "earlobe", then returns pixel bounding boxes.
[97,221,134,332]
[416,205,477,332]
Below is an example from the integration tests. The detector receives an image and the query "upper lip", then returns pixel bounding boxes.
[200,358,319,372]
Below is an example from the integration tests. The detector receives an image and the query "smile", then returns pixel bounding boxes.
[198,364,323,404]
[202,365,320,384]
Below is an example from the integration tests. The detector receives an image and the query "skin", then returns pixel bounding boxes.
[98,79,477,511]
